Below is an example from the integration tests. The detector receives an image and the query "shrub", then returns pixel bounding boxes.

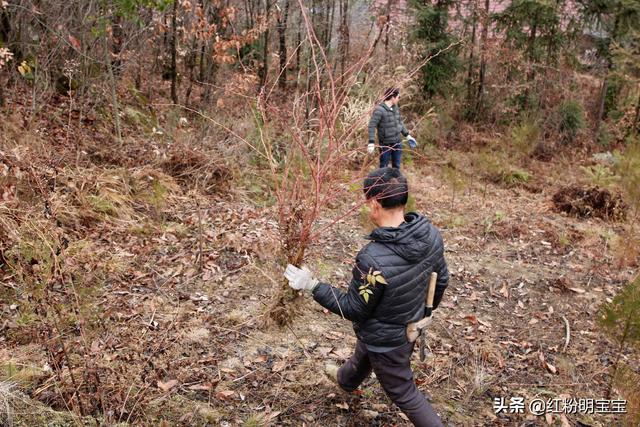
[558,100,585,143]
[511,119,540,158]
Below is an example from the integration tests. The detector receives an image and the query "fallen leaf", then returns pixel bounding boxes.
[253,355,268,363]
[272,360,287,373]
[157,379,178,392]
[463,315,478,325]
[568,287,586,294]
[499,284,509,298]
[68,34,81,50]
[546,362,557,374]
[215,390,234,400]
[335,402,349,410]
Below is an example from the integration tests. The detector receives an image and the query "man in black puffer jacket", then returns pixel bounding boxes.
[284,168,449,427]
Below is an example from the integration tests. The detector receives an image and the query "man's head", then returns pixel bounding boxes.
[363,168,408,225]
[383,87,400,105]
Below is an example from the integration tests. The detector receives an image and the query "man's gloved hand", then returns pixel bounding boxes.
[284,264,319,292]
[367,142,375,154]
[407,135,417,149]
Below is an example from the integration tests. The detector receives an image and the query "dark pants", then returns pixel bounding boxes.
[337,340,444,427]
[379,141,402,169]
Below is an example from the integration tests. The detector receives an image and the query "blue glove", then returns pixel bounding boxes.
[407,135,417,149]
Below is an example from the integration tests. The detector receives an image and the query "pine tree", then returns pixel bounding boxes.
[495,0,566,110]
[411,0,460,98]
[598,273,640,425]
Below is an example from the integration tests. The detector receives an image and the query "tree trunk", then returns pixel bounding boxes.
[0,6,10,44]
[633,90,640,134]
[295,14,301,72]
[522,15,538,109]
[103,35,122,143]
[260,0,272,88]
[465,0,478,114]
[277,0,290,89]
[326,0,335,52]
[337,0,350,85]
[594,15,620,138]
[111,15,124,77]
[185,38,198,106]
[475,0,490,118]
[595,77,608,137]
[170,0,178,104]
[383,0,393,55]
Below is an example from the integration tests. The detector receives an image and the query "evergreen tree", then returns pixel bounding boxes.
[411,0,460,98]
[578,0,640,127]
[494,0,567,109]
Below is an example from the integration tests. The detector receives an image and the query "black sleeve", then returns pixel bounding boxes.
[368,108,382,144]
[312,253,385,323]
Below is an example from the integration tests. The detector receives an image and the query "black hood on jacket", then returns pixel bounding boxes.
[366,212,432,262]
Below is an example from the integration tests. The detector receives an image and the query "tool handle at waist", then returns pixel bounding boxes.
[406,272,438,342]
[424,272,437,317]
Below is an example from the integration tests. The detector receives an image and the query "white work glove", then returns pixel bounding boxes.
[407,135,417,149]
[367,143,375,154]
[284,264,319,292]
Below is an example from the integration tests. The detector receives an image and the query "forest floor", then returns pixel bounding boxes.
[1,97,638,427]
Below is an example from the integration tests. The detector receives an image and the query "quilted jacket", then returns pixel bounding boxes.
[312,212,449,347]
[368,102,409,146]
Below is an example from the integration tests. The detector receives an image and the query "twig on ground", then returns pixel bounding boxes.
[285,323,312,360]
[561,315,570,352]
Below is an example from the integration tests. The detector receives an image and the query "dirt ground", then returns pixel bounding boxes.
[1,140,638,426]
[202,159,636,427]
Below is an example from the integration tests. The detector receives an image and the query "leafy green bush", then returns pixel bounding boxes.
[597,125,613,148]
[558,100,585,143]
[511,119,540,157]
[598,273,640,421]
[581,164,619,187]
[502,168,531,186]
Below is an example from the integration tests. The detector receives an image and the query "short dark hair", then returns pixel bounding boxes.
[383,87,400,102]
[363,168,408,208]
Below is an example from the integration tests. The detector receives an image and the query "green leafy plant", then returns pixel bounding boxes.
[598,273,640,419]
[558,100,585,143]
[442,162,468,209]
[511,120,540,158]
[581,164,619,187]
[502,168,531,186]
[358,268,387,303]
[615,138,640,223]
[411,0,461,97]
